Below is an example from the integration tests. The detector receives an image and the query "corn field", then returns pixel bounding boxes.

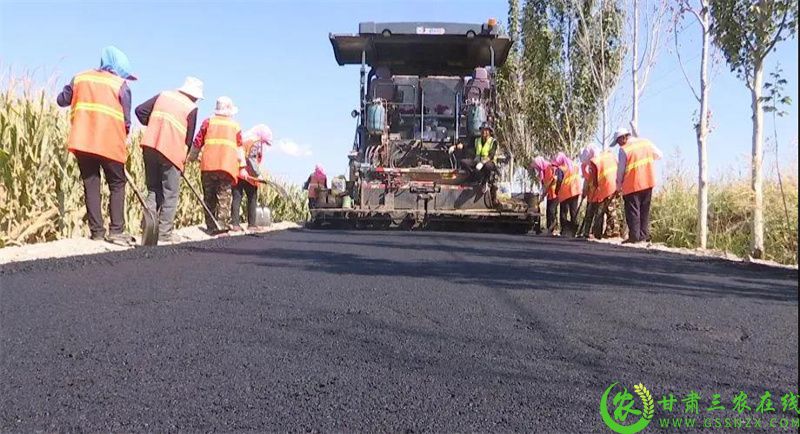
[0,75,308,248]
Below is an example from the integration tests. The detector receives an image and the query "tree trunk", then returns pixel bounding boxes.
[750,65,765,258]
[631,0,639,135]
[696,10,710,249]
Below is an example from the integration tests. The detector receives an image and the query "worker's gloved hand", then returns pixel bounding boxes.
[456,143,464,150]
[186,148,200,163]
[239,168,249,180]
[475,162,484,171]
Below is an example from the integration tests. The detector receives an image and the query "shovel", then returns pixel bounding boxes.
[124,169,158,246]
[180,171,229,235]
[253,177,289,199]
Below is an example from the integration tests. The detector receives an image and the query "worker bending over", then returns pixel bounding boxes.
[612,128,662,244]
[554,152,581,236]
[579,145,619,239]
[56,46,136,246]
[530,156,559,235]
[231,124,272,232]
[135,76,202,243]
[187,96,243,234]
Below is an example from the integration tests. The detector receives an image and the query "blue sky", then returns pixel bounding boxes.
[1,0,797,185]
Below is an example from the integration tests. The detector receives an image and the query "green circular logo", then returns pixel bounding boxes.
[600,382,654,434]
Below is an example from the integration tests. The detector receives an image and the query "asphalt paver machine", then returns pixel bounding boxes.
[312,21,540,233]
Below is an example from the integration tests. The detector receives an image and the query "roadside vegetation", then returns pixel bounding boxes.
[0,75,308,248]
[651,156,798,265]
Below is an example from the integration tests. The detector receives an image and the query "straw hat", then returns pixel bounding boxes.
[178,76,204,100]
[610,127,631,147]
[214,96,238,117]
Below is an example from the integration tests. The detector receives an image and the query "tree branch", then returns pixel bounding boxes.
[674,17,702,101]
[761,8,791,63]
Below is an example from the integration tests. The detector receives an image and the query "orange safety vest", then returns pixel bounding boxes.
[66,69,127,163]
[620,139,657,195]
[200,116,241,181]
[557,164,582,202]
[140,90,196,172]
[590,151,618,203]
[239,138,263,187]
[542,166,558,200]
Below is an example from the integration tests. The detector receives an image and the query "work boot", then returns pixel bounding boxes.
[106,232,135,246]
[229,224,244,233]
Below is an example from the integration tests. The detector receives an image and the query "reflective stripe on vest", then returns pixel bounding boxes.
[590,151,618,203]
[474,137,495,159]
[621,139,657,195]
[141,90,196,171]
[557,164,582,202]
[66,70,127,163]
[200,116,241,181]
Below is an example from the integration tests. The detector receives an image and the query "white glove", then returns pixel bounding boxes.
[447,146,456,154]
[475,162,484,171]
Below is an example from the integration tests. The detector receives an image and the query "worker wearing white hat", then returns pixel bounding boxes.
[612,127,663,244]
[136,76,203,243]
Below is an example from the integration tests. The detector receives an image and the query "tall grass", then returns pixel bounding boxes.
[0,74,307,247]
[651,158,798,265]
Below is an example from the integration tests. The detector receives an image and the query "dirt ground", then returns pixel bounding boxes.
[0,222,300,265]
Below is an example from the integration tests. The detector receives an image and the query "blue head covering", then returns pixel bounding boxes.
[99,46,137,80]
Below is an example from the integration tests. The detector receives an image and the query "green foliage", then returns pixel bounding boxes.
[497,0,626,162]
[710,0,798,83]
[0,75,307,248]
[762,64,793,115]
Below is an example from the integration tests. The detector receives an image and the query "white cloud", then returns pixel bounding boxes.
[267,139,312,158]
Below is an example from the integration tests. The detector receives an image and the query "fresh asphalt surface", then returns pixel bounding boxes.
[1,229,797,432]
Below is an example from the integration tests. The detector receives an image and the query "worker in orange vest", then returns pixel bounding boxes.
[303,165,328,208]
[231,124,273,232]
[579,145,619,239]
[578,145,598,238]
[612,128,663,244]
[554,152,582,236]
[530,156,559,235]
[187,96,243,234]
[135,77,202,243]
[56,46,136,246]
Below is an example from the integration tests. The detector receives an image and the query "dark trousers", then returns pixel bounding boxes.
[559,196,579,232]
[460,158,497,184]
[581,202,600,238]
[201,171,233,231]
[143,147,180,237]
[232,180,258,226]
[623,188,653,242]
[75,152,126,237]
[546,198,559,233]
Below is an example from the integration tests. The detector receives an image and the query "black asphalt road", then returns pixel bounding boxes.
[1,229,797,432]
